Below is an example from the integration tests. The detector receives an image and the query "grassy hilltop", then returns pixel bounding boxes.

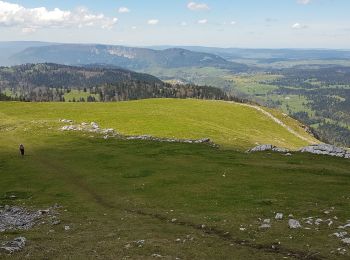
[0,98,316,150]
[0,99,349,259]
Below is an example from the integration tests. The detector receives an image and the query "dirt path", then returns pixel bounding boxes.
[232,102,316,145]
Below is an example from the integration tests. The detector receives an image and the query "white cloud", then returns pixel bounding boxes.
[0,1,118,31]
[148,19,159,25]
[131,26,137,30]
[230,21,237,25]
[118,7,130,13]
[180,22,187,26]
[22,27,37,34]
[292,23,308,29]
[297,0,312,5]
[197,19,208,24]
[187,2,209,11]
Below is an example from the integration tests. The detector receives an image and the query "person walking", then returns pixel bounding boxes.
[19,144,25,157]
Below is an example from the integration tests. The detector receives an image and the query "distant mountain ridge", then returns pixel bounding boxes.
[9,44,248,71]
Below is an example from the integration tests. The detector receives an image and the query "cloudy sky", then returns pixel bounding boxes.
[0,0,349,48]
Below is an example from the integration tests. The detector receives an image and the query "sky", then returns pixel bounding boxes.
[0,0,350,48]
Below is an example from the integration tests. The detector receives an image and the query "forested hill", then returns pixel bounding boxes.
[0,63,233,102]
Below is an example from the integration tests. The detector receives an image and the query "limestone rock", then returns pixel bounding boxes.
[299,144,350,159]
[275,213,283,220]
[248,144,289,153]
[288,219,302,229]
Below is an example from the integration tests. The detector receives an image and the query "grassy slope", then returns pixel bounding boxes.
[0,99,316,150]
[0,105,349,259]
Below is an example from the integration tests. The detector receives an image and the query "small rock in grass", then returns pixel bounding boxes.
[152,254,163,258]
[341,238,350,245]
[171,218,177,223]
[315,218,323,225]
[51,220,61,226]
[64,225,70,231]
[288,219,302,229]
[305,219,313,225]
[275,213,283,220]
[333,232,347,238]
[259,219,271,229]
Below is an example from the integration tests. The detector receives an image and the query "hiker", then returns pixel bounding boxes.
[19,144,25,157]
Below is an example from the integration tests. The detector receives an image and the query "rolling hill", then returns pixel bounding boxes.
[0,63,229,102]
[0,98,317,150]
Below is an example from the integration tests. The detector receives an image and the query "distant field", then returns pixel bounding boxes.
[0,99,316,150]
[64,89,100,102]
[0,99,349,259]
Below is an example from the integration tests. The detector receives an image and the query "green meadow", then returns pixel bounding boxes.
[0,99,349,259]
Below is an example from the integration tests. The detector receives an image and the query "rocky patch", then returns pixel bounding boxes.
[299,144,350,159]
[59,120,214,146]
[248,143,350,159]
[247,144,289,153]
[0,205,60,232]
[0,237,26,254]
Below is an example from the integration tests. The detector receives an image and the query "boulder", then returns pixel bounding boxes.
[288,219,302,229]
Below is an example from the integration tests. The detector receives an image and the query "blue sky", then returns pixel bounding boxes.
[0,0,349,48]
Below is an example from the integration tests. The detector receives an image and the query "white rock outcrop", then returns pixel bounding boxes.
[248,144,289,153]
[299,144,350,159]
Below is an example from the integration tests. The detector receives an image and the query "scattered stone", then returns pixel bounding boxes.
[337,248,347,255]
[59,121,215,146]
[91,122,99,129]
[259,219,271,229]
[0,237,26,254]
[59,119,73,123]
[305,219,313,225]
[64,225,70,231]
[171,218,177,223]
[288,219,302,229]
[151,254,163,258]
[275,213,283,220]
[239,227,246,231]
[315,218,323,226]
[51,220,61,226]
